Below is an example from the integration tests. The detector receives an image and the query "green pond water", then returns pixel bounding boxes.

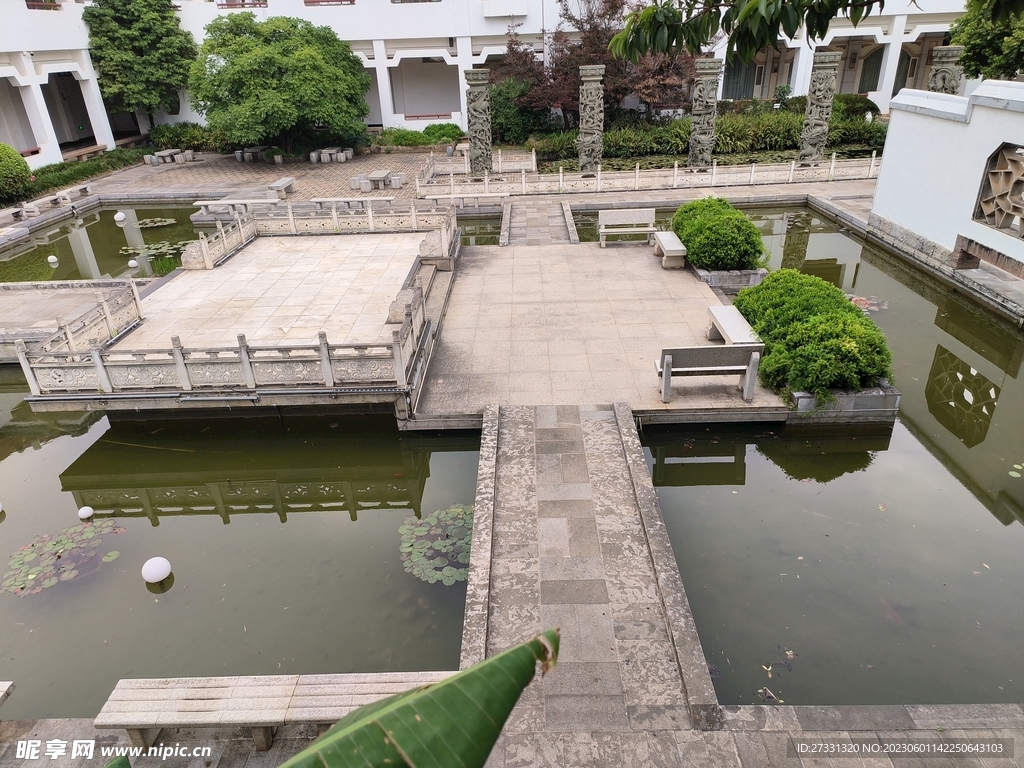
[459,216,501,247]
[645,209,1024,706]
[0,207,200,282]
[0,390,478,719]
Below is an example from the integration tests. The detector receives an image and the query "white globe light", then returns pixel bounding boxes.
[47,255,58,265]
[113,211,127,223]
[78,506,94,520]
[0,501,3,513]
[142,557,172,583]
[127,259,139,268]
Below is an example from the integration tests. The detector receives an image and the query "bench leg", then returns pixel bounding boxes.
[252,726,275,751]
[661,354,672,404]
[600,234,606,248]
[741,351,760,402]
[126,728,161,749]
[707,322,724,342]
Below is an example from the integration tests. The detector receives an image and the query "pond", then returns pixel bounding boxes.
[0,391,479,719]
[646,212,1024,706]
[459,215,502,247]
[0,206,200,282]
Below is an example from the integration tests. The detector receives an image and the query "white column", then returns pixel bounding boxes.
[372,40,398,128]
[67,225,101,280]
[713,49,727,100]
[77,73,115,150]
[456,36,474,132]
[21,82,63,167]
[874,15,908,113]
[789,37,816,97]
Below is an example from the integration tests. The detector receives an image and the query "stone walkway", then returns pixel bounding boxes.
[508,201,570,246]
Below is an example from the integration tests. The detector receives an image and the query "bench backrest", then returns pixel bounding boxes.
[661,344,763,368]
[599,208,655,227]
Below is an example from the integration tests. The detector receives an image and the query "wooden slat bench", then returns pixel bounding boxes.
[656,343,763,403]
[62,144,107,163]
[267,177,296,200]
[599,208,656,247]
[95,671,453,750]
[0,681,13,709]
[707,305,760,345]
[653,230,686,268]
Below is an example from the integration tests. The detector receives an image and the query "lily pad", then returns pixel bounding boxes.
[1009,471,1021,478]
[42,577,58,588]
[3,519,126,597]
[102,551,120,563]
[399,504,474,586]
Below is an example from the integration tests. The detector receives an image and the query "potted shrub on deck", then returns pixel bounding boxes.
[671,197,769,291]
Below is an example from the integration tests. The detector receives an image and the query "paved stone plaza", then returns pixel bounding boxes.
[3,156,1024,768]
[115,232,421,350]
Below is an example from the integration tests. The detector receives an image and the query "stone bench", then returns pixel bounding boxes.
[10,202,40,220]
[54,184,93,206]
[95,671,453,751]
[706,305,760,345]
[656,343,763,403]
[0,681,13,709]
[195,199,279,215]
[423,192,508,209]
[62,144,106,163]
[653,230,686,268]
[153,149,181,164]
[598,208,656,247]
[267,177,296,200]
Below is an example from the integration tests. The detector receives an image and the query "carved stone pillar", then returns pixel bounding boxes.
[577,64,605,174]
[798,52,842,166]
[688,58,723,169]
[928,46,965,95]
[464,69,492,174]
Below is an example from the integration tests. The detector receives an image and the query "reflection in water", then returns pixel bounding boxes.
[459,217,501,246]
[925,345,1000,449]
[933,296,1022,379]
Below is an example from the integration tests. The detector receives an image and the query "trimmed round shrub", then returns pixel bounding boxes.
[671,197,766,271]
[0,143,31,202]
[734,269,893,402]
[422,122,465,143]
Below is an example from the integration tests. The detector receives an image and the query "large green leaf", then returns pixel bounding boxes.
[278,629,560,768]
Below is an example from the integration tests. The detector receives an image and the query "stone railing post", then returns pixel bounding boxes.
[799,52,841,165]
[928,46,964,94]
[95,291,115,338]
[14,340,41,396]
[392,329,407,388]
[237,334,257,388]
[90,342,113,393]
[689,59,723,169]
[366,203,376,231]
[577,64,605,174]
[318,331,335,387]
[56,314,76,352]
[127,275,145,320]
[287,203,296,234]
[465,69,492,174]
[199,232,213,269]
[171,335,192,391]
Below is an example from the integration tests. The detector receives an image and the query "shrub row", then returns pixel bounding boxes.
[525,113,886,161]
[150,121,232,153]
[373,123,464,147]
[733,270,893,402]
[670,197,766,271]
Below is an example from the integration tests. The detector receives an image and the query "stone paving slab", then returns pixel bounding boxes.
[114,232,422,350]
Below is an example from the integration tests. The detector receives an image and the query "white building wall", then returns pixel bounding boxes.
[872,82,1024,268]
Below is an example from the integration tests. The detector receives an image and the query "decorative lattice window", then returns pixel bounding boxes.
[974,143,1024,240]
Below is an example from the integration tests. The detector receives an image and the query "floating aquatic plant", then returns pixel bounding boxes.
[135,217,177,229]
[118,240,193,259]
[1,519,126,597]
[399,504,473,586]
[849,295,889,313]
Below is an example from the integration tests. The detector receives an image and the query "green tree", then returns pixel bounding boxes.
[82,0,197,122]
[610,0,1024,64]
[950,6,1024,80]
[188,13,371,151]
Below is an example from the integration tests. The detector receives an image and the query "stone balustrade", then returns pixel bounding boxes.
[30,282,144,355]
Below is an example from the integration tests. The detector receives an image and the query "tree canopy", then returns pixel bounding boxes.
[82,0,197,119]
[188,13,371,150]
[950,5,1024,80]
[610,0,1024,64]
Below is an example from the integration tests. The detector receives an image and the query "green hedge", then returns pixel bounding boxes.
[373,123,464,147]
[786,94,881,120]
[670,197,766,271]
[150,121,232,153]
[0,143,31,201]
[1,148,149,206]
[524,113,885,161]
[734,270,893,402]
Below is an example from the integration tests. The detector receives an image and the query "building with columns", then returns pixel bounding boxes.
[1,0,968,171]
[712,0,968,113]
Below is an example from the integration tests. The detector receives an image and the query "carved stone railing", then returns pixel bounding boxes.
[16,288,428,398]
[428,148,536,178]
[416,154,880,198]
[252,204,453,237]
[181,215,258,269]
[29,282,144,356]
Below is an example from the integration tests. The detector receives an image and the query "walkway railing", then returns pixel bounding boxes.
[15,287,428,398]
[416,152,879,198]
[423,149,538,178]
[30,282,144,355]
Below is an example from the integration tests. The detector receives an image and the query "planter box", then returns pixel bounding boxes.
[787,382,901,424]
[693,267,768,291]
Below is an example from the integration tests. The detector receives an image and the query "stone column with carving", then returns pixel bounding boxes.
[577,65,605,174]
[464,69,492,175]
[928,46,965,95]
[798,51,842,165]
[688,58,723,169]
